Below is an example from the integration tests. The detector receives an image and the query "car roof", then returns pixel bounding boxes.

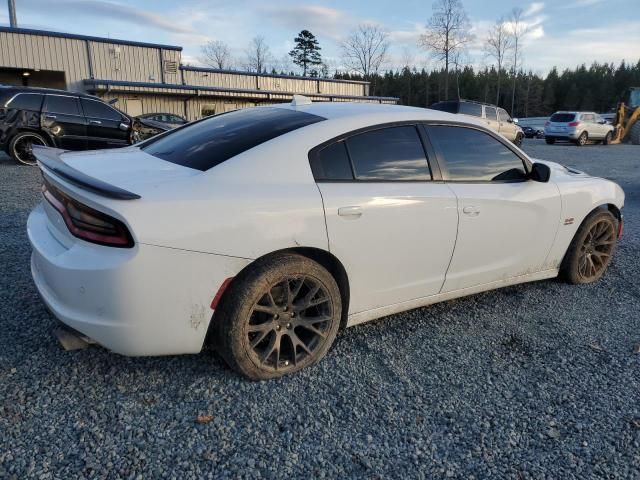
[272,101,484,127]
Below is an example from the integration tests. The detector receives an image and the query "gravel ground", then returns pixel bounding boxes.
[1,140,639,479]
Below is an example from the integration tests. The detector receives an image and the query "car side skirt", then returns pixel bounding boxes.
[346,268,559,327]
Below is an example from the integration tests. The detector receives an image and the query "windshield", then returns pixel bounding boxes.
[142,107,325,171]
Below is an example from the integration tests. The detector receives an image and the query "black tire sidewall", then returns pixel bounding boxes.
[214,253,342,380]
[9,131,47,166]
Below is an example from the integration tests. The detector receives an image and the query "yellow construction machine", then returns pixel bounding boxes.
[611,87,640,145]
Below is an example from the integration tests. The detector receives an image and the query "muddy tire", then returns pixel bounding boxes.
[213,253,342,380]
[9,131,48,166]
[560,210,618,284]
[630,121,640,146]
[602,131,612,145]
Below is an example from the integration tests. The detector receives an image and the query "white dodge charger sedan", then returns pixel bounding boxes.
[28,98,624,379]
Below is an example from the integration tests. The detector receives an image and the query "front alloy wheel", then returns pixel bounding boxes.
[561,210,618,284]
[214,253,341,379]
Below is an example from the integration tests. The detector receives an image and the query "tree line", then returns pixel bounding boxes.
[199,0,640,116]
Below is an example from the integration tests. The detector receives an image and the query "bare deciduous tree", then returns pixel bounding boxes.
[200,40,233,70]
[341,24,390,77]
[419,0,473,100]
[507,7,529,115]
[484,18,512,106]
[245,36,273,73]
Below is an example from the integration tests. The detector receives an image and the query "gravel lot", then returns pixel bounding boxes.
[1,140,639,479]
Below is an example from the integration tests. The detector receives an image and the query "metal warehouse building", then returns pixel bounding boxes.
[0,26,397,120]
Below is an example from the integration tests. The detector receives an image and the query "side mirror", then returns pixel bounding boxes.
[119,122,130,131]
[530,162,551,183]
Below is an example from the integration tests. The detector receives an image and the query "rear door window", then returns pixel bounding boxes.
[310,141,353,181]
[7,93,44,111]
[142,107,324,171]
[346,126,431,181]
[44,95,81,116]
[484,106,498,121]
[458,102,483,117]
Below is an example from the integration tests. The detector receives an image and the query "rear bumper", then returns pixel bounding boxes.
[28,203,250,356]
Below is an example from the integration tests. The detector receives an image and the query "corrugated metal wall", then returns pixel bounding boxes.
[0,31,90,91]
[181,69,367,97]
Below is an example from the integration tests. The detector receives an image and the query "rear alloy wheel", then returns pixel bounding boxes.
[214,253,341,379]
[9,132,47,166]
[561,210,618,284]
[576,131,588,146]
[602,131,612,145]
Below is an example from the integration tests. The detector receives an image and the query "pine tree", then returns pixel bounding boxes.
[288,30,322,77]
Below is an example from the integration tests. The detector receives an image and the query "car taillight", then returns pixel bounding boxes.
[42,179,134,248]
[568,121,580,127]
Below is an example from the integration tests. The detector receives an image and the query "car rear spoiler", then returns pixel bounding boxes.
[33,146,141,200]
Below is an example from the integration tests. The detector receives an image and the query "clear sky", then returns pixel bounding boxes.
[1,0,638,76]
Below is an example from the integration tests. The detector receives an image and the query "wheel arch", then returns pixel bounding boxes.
[211,247,351,331]
[9,127,55,147]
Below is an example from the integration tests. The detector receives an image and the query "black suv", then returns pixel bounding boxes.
[0,85,134,165]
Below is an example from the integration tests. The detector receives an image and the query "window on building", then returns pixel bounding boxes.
[346,126,431,181]
[44,95,81,116]
[428,126,527,181]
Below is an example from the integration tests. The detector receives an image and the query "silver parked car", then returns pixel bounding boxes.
[544,112,614,146]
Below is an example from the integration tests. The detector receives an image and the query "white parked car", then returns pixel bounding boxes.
[544,111,615,146]
[28,99,625,379]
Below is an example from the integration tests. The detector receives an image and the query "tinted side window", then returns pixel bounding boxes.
[429,126,527,181]
[81,99,122,121]
[459,102,483,117]
[346,126,431,181]
[485,106,498,121]
[142,107,324,171]
[498,108,511,122]
[310,141,353,181]
[45,95,81,116]
[8,93,44,111]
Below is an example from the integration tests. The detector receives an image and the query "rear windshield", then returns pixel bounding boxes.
[142,107,325,171]
[550,113,576,122]
[430,101,458,114]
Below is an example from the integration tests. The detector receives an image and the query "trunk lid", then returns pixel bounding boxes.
[33,145,200,199]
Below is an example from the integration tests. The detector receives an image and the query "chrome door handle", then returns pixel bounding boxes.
[463,206,480,216]
[89,120,102,125]
[338,206,363,219]
[44,114,56,120]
